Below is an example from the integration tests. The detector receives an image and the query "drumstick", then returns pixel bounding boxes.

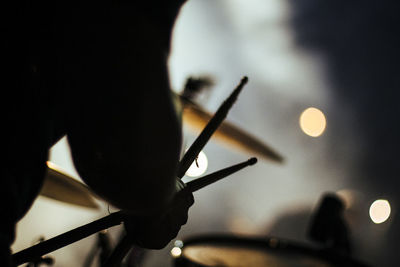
[184,157,257,193]
[177,76,248,178]
[12,212,125,266]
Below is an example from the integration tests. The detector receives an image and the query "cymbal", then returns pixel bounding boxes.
[40,162,99,209]
[179,96,284,163]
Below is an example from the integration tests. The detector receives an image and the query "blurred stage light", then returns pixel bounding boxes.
[185,150,208,177]
[369,199,391,224]
[171,246,182,258]
[174,240,184,248]
[299,107,326,137]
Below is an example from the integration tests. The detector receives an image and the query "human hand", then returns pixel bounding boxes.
[124,179,194,249]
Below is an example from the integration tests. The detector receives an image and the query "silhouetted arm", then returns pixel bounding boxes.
[61,2,187,216]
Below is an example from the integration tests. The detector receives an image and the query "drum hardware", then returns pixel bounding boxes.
[26,238,54,267]
[307,193,351,255]
[26,256,54,267]
[172,193,370,267]
[84,231,114,267]
[180,76,214,102]
[98,232,114,266]
[87,232,146,267]
[13,77,261,266]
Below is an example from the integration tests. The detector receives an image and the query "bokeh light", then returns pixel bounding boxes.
[174,240,184,248]
[185,151,208,177]
[299,107,327,137]
[170,247,182,258]
[369,199,391,224]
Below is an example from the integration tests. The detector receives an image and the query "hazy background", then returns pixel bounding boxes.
[12,0,400,266]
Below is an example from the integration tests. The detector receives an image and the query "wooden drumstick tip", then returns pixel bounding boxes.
[248,157,257,166]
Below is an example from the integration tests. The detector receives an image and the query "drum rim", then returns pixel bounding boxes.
[174,234,370,267]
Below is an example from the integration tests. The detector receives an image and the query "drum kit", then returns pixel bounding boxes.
[11,77,370,266]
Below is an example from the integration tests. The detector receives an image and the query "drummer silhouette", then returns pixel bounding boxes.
[2,1,193,266]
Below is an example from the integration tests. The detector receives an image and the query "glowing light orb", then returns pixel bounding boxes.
[369,199,391,224]
[299,107,327,137]
[185,151,208,177]
[174,240,184,248]
[171,247,182,258]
